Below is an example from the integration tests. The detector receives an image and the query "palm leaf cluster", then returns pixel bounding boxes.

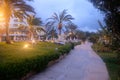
[46,9,74,35]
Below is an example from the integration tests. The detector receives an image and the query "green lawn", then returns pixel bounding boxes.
[0,42,60,63]
[0,41,74,80]
[92,44,120,80]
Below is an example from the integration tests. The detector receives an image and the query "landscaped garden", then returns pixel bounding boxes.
[0,0,119,80]
[0,42,76,80]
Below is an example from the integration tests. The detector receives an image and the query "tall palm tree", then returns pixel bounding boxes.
[46,9,74,36]
[0,0,35,43]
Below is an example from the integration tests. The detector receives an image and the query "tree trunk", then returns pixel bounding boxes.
[29,30,34,40]
[31,32,34,40]
[58,23,62,35]
[5,18,11,44]
[59,29,62,35]
[4,0,11,44]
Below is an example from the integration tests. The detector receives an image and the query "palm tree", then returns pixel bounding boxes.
[46,27,57,40]
[98,20,111,44]
[46,9,74,36]
[65,22,77,32]
[27,15,44,40]
[0,0,35,43]
[65,22,77,40]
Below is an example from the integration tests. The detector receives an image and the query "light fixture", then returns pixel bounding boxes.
[24,44,29,48]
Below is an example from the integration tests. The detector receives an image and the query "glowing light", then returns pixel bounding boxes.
[32,40,35,43]
[0,6,5,22]
[24,44,29,48]
[0,12,4,17]
[51,40,54,43]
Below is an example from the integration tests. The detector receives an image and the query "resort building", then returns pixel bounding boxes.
[0,18,46,42]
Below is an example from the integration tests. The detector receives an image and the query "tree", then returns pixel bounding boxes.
[27,15,43,40]
[74,30,86,41]
[0,0,35,43]
[47,27,57,40]
[98,20,112,45]
[65,22,77,32]
[65,22,77,40]
[90,1,120,74]
[89,0,120,46]
[89,0,120,36]
[46,9,74,36]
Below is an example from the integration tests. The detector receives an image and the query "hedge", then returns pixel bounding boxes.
[0,42,75,80]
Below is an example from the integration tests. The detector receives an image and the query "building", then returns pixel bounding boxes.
[0,18,46,42]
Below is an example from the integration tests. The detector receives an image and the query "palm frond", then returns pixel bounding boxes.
[63,14,74,21]
[45,21,56,33]
[59,9,67,22]
[52,12,59,21]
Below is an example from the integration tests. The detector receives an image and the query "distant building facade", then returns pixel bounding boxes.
[0,18,46,42]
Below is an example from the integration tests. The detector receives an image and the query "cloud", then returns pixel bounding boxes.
[28,0,104,32]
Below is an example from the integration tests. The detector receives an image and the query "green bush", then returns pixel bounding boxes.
[0,42,74,80]
[92,44,120,80]
[92,43,111,52]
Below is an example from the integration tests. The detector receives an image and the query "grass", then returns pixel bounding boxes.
[92,44,120,80]
[0,41,74,80]
[0,42,59,62]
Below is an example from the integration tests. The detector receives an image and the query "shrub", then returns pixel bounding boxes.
[0,42,74,80]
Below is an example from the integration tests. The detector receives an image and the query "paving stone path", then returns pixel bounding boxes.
[28,42,109,80]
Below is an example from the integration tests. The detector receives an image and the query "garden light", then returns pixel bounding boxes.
[24,44,29,48]
[32,39,35,44]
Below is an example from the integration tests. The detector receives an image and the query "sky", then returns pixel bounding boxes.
[28,0,105,32]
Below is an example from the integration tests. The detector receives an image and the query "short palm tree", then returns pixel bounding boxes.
[65,22,77,33]
[27,15,44,40]
[46,9,74,36]
[98,20,111,44]
[65,22,77,40]
[0,0,35,43]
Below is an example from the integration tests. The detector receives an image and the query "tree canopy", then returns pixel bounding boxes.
[89,0,120,40]
[46,9,74,35]
[89,0,120,52]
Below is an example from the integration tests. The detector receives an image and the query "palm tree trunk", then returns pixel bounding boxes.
[29,30,34,40]
[58,23,62,35]
[4,0,11,44]
[31,32,34,40]
[5,18,11,44]
[59,29,62,35]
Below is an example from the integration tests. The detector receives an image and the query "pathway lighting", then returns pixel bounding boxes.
[32,39,35,44]
[24,44,29,48]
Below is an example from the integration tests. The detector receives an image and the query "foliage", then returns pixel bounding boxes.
[46,9,74,35]
[92,44,120,80]
[65,22,78,40]
[92,43,111,52]
[65,22,77,32]
[89,0,120,39]
[27,15,44,40]
[46,27,58,40]
[89,0,120,59]
[88,32,99,43]
[0,0,35,43]
[0,42,74,80]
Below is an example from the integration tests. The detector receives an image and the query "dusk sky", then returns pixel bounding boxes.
[28,0,105,32]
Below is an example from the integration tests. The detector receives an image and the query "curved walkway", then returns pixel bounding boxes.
[28,42,109,80]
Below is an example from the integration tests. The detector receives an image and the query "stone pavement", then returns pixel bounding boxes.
[28,42,109,80]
